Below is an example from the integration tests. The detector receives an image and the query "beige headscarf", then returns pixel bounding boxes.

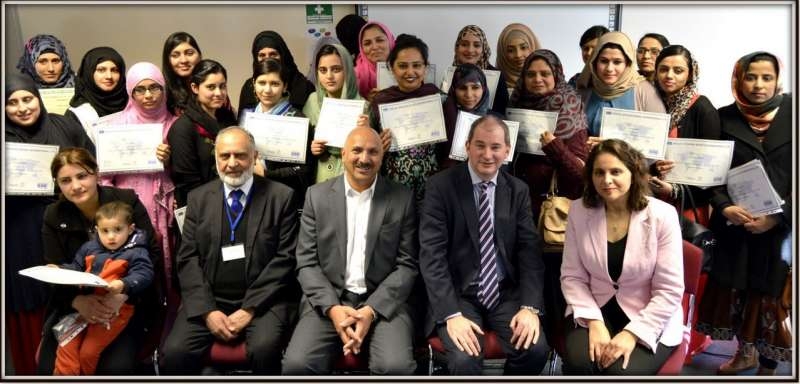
[577,31,645,99]
[495,23,541,88]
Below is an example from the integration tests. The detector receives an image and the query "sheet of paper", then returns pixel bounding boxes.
[448,111,519,164]
[38,87,74,115]
[664,138,735,187]
[726,159,784,217]
[505,108,559,156]
[243,113,310,164]
[376,61,436,90]
[378,94,447,151]
[599,107,670,159]
[5,142,59,196]
[312,97,365,148]
[440,67,501,109]
[95,123,163,174]
[174,206,187,235]
[19,266,108,287]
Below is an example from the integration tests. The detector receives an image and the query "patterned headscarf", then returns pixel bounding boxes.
[451,25,492,69]
[732,51,784,130]
[354,21,396,98]
[69,46,128,116]
[654,46,700,130]
[16,34,76,88]
[510,49,587,139]
[577,31,645,99]
[495,23,541,88]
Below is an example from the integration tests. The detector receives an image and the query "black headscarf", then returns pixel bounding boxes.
[69,47,128,116]
[336,14,368,61]
[239,30,315,111]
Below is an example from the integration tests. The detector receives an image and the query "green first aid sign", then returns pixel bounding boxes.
[306,4,333,24]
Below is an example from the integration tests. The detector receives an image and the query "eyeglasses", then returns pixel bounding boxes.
[637,48,661,57]
[132,84,163,96]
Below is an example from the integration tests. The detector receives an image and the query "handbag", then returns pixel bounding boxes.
[538,172,570,252]
[678,184,715,272]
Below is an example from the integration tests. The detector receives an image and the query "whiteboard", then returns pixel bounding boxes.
[621,3,793,109]
[368,4,611,90]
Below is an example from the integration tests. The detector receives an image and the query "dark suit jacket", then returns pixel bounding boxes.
[295,175,419,320]
[419,163,544,334]
[176,175,300,321]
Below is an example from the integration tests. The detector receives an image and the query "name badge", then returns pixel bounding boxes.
[221,243,245,262]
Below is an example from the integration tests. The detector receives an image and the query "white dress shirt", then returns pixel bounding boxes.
[223,176,254,210]
[343,176,377,294]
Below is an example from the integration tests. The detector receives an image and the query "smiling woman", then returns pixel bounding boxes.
[17,34,77,88]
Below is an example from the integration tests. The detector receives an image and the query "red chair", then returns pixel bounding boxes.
[427,330,506,375]
[657,240,703,375]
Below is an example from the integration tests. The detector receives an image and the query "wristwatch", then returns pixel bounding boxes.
[520,305,541,315]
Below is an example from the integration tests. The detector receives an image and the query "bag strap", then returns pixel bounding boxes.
[548,171,558,197]
[679,184,701,221]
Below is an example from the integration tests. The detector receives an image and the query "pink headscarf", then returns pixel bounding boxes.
[115,62,177,139]
[355,21,396,98]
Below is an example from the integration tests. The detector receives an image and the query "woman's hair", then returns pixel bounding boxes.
[315,44,341,68]
[252,58,289,87]
[748,52,780,76]
[96,201,134,225]
[162,32,202,110]
[595,42,631,66]
[388,34,429,67]
[50,147,98,179]
[582,139,650,211]
[580,25,610,47]
[189,59,227,96]
[655,44,695,83]
[638,32,670,48]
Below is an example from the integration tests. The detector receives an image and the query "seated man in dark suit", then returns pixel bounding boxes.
[282,127,418,374]
[420,114,549,375]
[161,126,300,374]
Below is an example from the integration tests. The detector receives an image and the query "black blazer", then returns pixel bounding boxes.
[419,163,544,333]
[176,175,300,321]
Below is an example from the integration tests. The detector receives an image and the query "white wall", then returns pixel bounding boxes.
[621,3,794,109]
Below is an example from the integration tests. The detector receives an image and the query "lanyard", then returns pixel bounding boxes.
[223,187,253,243]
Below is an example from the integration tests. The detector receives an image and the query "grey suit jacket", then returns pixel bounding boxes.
[295,175,419,320]
[176,176,300,321]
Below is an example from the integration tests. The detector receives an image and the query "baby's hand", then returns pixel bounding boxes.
[106,280,125,294]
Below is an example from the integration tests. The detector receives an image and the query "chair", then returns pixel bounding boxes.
[427,330,506,375]
[657,240,703,375]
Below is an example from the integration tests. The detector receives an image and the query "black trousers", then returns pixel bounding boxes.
[160,305,291,375]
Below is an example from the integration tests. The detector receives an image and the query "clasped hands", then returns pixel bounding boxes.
[204,308,254,342]
[587,319,638,370]
[445,309,540,357]
[328,304,375,356]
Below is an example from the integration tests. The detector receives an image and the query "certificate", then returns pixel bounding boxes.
[174,206,187,235]
[243,112,310,164]
[599,107,670,159]
[664,138,735,187]
[376,61,436,90]
[19,266,108,287]
[448,111,519,164]
[378,94,447,151]
[95,123,163,174]
[38,87,74,115]
[312,97,366,148]
[5,142,59,195]
[440,67,501,108]
[505,108,558,156]
[726,159,784,217]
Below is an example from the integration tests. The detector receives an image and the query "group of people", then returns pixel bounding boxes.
[4,16,792,377]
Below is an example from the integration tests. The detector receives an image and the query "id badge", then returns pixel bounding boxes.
[221,243,246,262]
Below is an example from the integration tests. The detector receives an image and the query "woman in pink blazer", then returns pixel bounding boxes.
[560,139,683,375]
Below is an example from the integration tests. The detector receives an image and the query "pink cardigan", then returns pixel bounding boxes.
[560,196,684,352]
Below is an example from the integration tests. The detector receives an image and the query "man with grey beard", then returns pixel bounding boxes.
[162,126,300,375]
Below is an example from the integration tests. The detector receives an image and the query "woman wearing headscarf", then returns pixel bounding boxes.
[64,47,128,142]
[354,21,396,101]
[4,72,93,375]
[451,25,509,116]
[237,30,315,121]
[495,23,541,91]
[99,62,178,287]
[697,51,791,376]
[567,25,609,87]
[439,63,491,170]
[336,14,368,61]
[576,31,666,139]
[509,49,588,221]
[17,34,77,89]
[303,43,366,183]
[305,35,342,86]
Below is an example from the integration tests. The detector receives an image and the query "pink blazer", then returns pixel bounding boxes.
[560,196,684,352]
